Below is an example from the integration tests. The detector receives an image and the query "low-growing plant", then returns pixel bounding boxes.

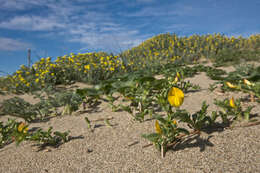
[28,127,70,147]
[220,79,260,101]
[142,84,255,158]
[1,97,39,122]
[76,87,106,110]
[142,87,189,157]
[0,89,85,122]
[214,97,254,123]
[0,119,70,148]
[55,91,83,115]
[174,101,213,131]
[0,119,19,147]
[142,116,189,158]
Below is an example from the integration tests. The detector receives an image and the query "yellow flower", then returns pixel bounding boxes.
[68,57,74,63]
[26,83,30,87]
[50,64,57,68]
[84,65,90,70]
[243,79,254,86]
[35,78,39,83]
[168,87,184,107]
[51,73,54,76]
[176,72,180,78]
[174,72,181,83]
[172,120,177,125]
[226,82,237,89]
[20,65,26,69]
[55,57,61,62]
[155,120,162,134]
[229,97,236,108]
[109,67,115,71]
[20,77,25,82]
[16,70,22,74]
[18,122,28,133]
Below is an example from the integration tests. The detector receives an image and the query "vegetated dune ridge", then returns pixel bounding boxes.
[0,64,259,173]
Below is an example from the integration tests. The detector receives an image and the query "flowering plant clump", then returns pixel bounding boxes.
[221,79,260,102]
[142,87,190,158]
[17,122,28,133]
[142,83,255,157]
[0,119,70,148]
[214,97,254,123]
[0,52,129,93]
[208,64,260,102]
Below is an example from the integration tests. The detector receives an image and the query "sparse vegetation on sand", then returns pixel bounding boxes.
[0,33,259,172]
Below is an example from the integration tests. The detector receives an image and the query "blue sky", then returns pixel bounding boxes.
[0,0,259,75]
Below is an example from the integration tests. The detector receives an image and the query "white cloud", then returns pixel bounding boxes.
[0,0,158,53]
[69,29,145,53]
[164,24,191,33]
[0,0,33,10]
[0,16,65,31]
[120,2,196,17]
[118,4,173,17]
[0,0,63,10]
[0,37,31,51]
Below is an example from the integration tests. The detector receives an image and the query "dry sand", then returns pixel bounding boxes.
[0,65,259,173]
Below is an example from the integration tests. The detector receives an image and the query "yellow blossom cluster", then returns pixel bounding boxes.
[6,52,127,91]
[121,33,260,65]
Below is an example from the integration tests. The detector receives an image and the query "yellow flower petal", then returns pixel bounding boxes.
[35,78,39,83]
[226,82,237,89]
[172,120,177,125]
[18,122,28,133]
[155,120,162,134]
[174,76,179,83]
[168,87,184,107]
[176,72,181,79]
[243,79,254,86]
[229,97,236,108]
[84,65,90,70]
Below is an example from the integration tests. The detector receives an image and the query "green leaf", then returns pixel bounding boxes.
[141,133,160,143]
[54,131,70,142]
